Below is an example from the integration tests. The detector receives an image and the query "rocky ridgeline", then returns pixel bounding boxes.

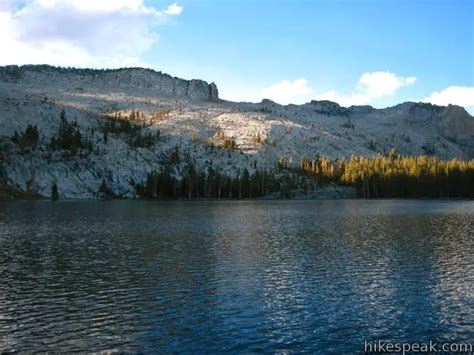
[0,65,473,199]
[0,65,219,101]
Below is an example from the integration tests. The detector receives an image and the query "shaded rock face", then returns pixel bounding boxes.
[308,100,347,116]
[208,83,219,101]
[439,105,474,140]
[384,102,474,140]
[261,99,277,105]
[347,105,375,115]
[186,79,209,100]
[0,65,219,101]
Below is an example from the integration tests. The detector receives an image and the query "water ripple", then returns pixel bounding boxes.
[0,200,473,353]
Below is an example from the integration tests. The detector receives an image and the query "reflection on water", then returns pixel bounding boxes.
[0,200,473,352]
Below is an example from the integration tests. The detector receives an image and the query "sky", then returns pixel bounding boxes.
[0,0,473,112]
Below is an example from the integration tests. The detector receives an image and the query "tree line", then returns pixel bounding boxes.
[108,150,474,200]
[11,124,39,152]
[296,150,474,198]
[49,110,93,155]
[135,164,295,199]
[101,110,160,148]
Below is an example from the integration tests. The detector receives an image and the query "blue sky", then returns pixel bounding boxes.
[1,0,473,110]
[147,0,473,106]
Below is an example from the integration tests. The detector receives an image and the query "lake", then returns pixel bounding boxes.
[0,200,473,353]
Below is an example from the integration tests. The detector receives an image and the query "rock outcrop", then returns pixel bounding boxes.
[0,65,219,101]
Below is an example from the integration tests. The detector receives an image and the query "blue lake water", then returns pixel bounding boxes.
[0,200,473,353]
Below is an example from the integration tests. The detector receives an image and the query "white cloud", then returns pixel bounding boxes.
[35,0,145,12]
[164,3,183,16]
[218,84,262,103]
[259,71,417,107]
[262,78,313,105]
[421,86,474,111]
[317,90,368,107]
[0,0,13,11]
[318,71,417,107]
[358,72,416,98]
[0,0,183,68]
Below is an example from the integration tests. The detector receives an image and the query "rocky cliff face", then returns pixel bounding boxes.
[0,65,473,199]
[0,65,219,101]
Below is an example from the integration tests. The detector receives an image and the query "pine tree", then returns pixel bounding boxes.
[99,179,110,198]
[51,183,59,200]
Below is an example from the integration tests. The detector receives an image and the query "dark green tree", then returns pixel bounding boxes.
[51,183,59,200]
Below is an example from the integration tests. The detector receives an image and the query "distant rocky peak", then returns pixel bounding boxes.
[308,100,347,116]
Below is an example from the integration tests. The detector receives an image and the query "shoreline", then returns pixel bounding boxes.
[2,184,473,202]
[2,196,474,202]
